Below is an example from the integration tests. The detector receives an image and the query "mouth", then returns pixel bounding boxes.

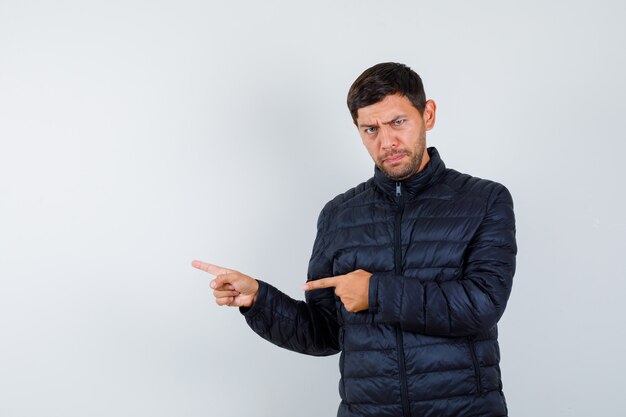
[383,153,406,164]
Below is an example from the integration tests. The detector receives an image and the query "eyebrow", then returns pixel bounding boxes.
[358,114,408,129]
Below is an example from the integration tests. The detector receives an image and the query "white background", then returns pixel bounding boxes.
[1,1,625,416]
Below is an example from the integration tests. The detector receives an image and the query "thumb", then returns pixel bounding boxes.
[210,273,236,289]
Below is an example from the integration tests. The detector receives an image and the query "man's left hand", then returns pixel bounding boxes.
[303,270,372,313]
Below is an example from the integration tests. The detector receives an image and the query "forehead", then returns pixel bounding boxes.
[356,93,419,123]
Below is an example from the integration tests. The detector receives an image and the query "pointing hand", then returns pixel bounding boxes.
[192,260,259,308]
[303,269,372,313]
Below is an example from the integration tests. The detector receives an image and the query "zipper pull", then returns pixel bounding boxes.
[396,182,402,197]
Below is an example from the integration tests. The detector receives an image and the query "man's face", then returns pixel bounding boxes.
[356,93,436,181]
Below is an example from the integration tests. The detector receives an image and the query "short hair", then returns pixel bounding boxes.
[347,62,426,124]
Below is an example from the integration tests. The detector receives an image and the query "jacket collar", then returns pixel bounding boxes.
[373,147,446,199]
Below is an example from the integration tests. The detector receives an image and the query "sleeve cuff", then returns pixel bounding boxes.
[368,274,380,313]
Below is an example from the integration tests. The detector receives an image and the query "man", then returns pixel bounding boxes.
[192,62,516,417]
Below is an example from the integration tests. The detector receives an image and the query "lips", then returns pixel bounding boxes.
[384,153,407,164]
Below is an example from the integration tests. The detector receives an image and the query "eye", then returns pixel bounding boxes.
[364,127,377,135]
[393,119,405,126]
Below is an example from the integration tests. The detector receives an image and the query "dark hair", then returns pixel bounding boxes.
[347,62,426,124]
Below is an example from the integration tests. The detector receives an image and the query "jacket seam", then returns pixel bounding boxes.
[329,220,481,235]
[344,366,476,379]
[342,338,474,352]
[332,240,469,255]
[343,389,504,406]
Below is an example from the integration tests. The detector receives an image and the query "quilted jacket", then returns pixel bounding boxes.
[240,147,517,417]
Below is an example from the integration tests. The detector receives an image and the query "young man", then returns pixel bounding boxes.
[193,62,517,417]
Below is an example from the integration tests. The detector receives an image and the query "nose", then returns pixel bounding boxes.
[379,125,398,150]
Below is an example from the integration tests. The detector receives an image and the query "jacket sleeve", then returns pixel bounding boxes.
[368,185,517,337]
[239,205,340,356]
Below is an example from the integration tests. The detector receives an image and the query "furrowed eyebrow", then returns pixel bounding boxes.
[358,114,408,129]
[385,115,408,124]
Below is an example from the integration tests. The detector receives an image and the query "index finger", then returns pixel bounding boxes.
[303,277,339,291]
[191,260,232,276]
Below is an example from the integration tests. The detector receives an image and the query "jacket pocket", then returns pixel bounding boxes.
[468,337,483,394]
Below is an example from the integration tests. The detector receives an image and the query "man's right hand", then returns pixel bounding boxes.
[191,260,259,308]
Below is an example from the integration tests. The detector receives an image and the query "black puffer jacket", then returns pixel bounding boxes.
[241,147,517,417]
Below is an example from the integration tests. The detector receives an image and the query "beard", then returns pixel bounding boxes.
[376,134,426,181]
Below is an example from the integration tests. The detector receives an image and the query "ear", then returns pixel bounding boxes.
[423,99,437,131]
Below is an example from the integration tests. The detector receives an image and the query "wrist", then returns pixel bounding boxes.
[239,279,266,318]
[252,280,259,305]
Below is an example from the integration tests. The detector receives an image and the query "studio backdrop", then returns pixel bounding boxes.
[1,1,624,416]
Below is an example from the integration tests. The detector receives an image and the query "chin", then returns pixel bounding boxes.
[383,168,411,181]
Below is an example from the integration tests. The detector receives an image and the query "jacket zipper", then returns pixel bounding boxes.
[394,181,412,417]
